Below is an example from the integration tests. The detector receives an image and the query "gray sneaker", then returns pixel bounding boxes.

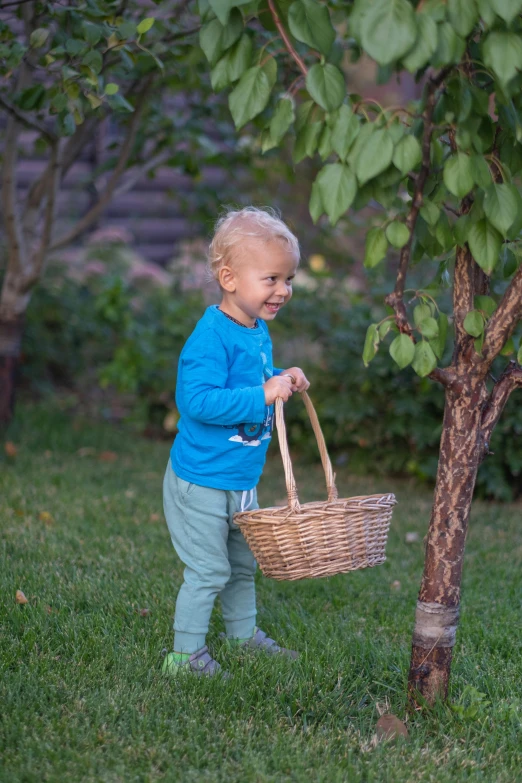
[162,645,228,678]
[241,627,299,659]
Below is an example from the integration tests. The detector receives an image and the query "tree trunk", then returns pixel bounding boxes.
[0,316,24,427]
[407,375,489,706]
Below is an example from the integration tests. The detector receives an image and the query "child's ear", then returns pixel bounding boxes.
[219,265,236,292]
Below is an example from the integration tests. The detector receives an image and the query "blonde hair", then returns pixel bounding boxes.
[207,206,300,281]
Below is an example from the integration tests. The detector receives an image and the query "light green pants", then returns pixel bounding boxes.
[163,464,258,653]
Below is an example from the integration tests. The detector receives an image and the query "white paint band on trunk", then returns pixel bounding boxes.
[412,601,460,649]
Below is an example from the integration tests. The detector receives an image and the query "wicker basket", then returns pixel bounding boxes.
[234,391,396,581]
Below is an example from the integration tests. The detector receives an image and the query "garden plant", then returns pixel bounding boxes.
[194,0,522,705]
[0,0,239,422]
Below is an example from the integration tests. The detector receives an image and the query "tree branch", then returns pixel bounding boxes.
[21,141,61,293]
[112,148,173,200]
[268,0,308,76]
[481,263,522,366]
[480,361,522,456]
[384,67,452,335]
[49,76,154,252]
[22,115,100,238]
[0,95,57,142]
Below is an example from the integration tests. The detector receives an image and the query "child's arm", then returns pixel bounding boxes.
[181,333,292,425]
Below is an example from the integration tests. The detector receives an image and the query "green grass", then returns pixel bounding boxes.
[2,402,522,782]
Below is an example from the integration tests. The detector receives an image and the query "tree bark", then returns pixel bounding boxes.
[407,374,489,705]
[0,316,24,427]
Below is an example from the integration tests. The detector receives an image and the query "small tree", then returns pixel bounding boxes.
[0,0,236,424]
[197,0,522,704]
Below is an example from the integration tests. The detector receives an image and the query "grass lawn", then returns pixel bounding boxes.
[2,402,522,782]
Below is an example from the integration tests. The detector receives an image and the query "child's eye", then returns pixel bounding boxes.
[267,276,277,282]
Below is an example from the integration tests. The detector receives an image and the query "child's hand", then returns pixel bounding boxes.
[280,367,310,393]
[263,375,293,405]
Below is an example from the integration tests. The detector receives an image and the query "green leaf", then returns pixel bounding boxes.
[418,317,439,339]
[490,0,522,25]
[363,324,380,366]
[385,221,410,248]
[468,219,502,275]
[434,211,455,252]
[483,32,522,86]
[200,12,243,66]
[262,56,277,91]
[209,0,253,25]
[293,120,323,162]
[389,333,415,369]
[402,13,437,72]
[448,0,478,37]
[483,183,521,238]
[364,227,388,268]
[306,63,345,112]
[137,17,155,35]
[432,22,466,67]
[500,336,515,356]
[412,341,437,377]
[430,312,449,359]
[443,153,474,198]
[288,0,336,56]
[474,295,497,318]
[103,83,118,96]
[227,34,253,82]
[517,343,522,364]
[318,126,333,160]
[106,93,134,113]
[269,97,295,147]
[17,84,46,111]
[315,163,357,225]
[82,22,102,45]
[420,201,440,227]
[413,302,433,326]
[454,214,471,245]
[211,57,232,91]
[85,93,102,110]
[309,181,324,224]
[331,105,360,161]
[392,135,422,175]
[360,0,417,67]
[477,0,496,25]
[378,320,394,339]
[229,66,271,129]
[82,50,103,74]
[463,310,485,338]
[30,28,49,49]
[471,155,492,190]
[355,128,394,185]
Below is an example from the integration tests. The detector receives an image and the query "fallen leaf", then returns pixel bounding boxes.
[5,441,17,457]
[125,490,135,499]
[391,580,401,591]
[149,513,160,522]
[16,590,28,605]
[136,608,151,617]
[44,450,52,458]
[405,532,420,543]
[77,447,96,457]
[99,451,118,462]
[376,714,408,740]
[39,511,54,525]
[46,605,52,614]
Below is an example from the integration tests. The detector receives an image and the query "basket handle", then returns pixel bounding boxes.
[275,391,338,512]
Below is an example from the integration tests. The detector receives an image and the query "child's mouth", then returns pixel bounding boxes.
[264,302,282,313]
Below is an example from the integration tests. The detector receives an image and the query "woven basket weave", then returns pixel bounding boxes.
[234,391,396,581]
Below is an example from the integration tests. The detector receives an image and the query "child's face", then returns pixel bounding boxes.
[219,239,298,326]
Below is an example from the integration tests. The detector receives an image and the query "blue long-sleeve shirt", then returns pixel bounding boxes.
[170,305,282,490]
